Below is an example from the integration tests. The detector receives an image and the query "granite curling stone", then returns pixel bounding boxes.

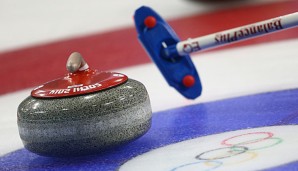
[17,52,152,157]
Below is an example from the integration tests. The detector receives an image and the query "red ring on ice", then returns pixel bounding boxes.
[221,132,274,146]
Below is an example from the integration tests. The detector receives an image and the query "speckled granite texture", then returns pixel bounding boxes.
[17,79,152,157]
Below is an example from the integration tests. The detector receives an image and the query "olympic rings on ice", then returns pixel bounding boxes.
[171,131,283,171]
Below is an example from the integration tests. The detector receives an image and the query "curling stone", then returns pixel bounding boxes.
[17,52,152,157]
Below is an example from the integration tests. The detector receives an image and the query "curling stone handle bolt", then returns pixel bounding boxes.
[66,52,89,73]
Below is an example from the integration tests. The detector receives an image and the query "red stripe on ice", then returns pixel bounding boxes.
[0,1,297,95]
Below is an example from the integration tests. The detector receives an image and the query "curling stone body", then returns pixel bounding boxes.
[18,78,151,157]
[17,52,152,157]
